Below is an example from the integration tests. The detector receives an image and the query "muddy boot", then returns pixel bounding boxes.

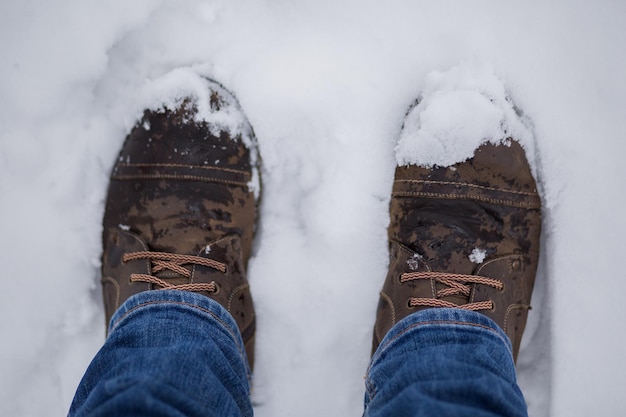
[372,109,541,362]
[101,76,260,368]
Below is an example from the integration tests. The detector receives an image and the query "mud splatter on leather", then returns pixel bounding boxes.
[373,140,541,361]
[102,83,259,367]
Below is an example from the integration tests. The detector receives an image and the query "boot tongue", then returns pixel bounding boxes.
[388,241,478,319]
[151,235,240,285]
[154,270,191,286]
[431,260,476,307]
[418,239,478,307]
[438,292,471,306]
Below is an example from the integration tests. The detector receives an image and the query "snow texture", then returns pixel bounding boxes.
[138,69,257,152]
[1,1,626,417]
[396,63,537,170]
[469,248,487,264]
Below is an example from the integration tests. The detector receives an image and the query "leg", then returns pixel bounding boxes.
[367,81,541,416]
[69,71,260,416]
[69,291,251,417]
[365,309,527,417]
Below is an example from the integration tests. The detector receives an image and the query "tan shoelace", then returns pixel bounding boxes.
[401,271,503,311]
[122,251,227,293]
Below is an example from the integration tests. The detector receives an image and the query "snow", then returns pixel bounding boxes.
[136,68,258,155]
[396,63,535,169]
[469,248,487,264]
[1,1,626,416]
[406,253,423,271]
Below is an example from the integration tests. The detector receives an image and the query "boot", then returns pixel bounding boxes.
[101,77,260,368]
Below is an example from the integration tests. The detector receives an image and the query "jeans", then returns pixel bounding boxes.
[69,290,527,417]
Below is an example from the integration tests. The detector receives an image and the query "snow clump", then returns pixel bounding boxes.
[395,63,536,170]
[469,248,487,264]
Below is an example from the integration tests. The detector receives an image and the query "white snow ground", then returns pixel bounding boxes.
[1,1,625,416]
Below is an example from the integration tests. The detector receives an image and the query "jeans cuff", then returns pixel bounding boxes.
[372,308,514,364]
[108,290,243,351]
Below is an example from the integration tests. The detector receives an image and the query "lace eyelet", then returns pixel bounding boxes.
[212,282,221,295]
[490,301,496,312]
[406,299,415,309]
[511,259,522,271]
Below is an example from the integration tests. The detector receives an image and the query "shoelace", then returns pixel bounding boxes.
[122,251,227,293]
[401,271,503,311]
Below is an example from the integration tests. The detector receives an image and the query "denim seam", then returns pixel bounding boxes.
[377,320,507,359]
[112,300,237,336]
[365,374,377,402]
[366,318,513,398]
[112,300,246,358]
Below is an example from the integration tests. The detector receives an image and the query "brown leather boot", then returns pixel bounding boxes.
[372,139,541,361]
[101,78,260,368]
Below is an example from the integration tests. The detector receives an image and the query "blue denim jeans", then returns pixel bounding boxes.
[69,291,527,417]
